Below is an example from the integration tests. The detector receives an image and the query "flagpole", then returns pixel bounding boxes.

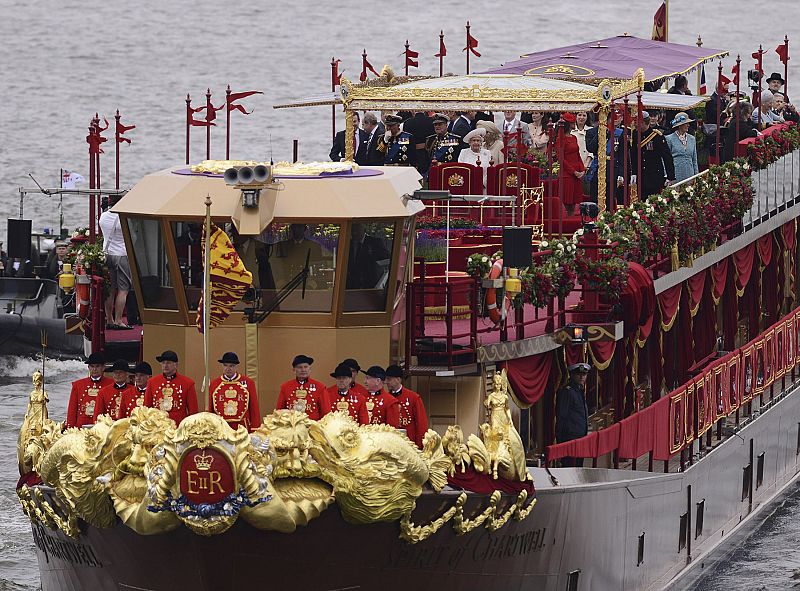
[226,85,231,160]
[716,61,723,163]
[203,194,212,394]
[206,88,212,161]
[664,0,669,42]
[59,168,64,237]
[735,54,741,156]
[696,36,703,95]
[115,109,121,190]
[465,21,471,75]
[331,58,337,144]
[87,120,96,242]
[757,45,763,130]
[186,94,191,165]
[784,35,790,100]
[439,31,444,77]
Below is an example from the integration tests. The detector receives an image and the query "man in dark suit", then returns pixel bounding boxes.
[330,111,369,164]
[361,112,384,166]
[346,223,391,289]
[402,111,435,173]
[449,112,475,141]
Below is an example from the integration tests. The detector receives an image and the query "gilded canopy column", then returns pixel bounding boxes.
[597,105,608,213]
[344,107,354,162]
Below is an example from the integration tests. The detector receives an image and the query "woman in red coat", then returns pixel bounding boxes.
[553,112,586,215]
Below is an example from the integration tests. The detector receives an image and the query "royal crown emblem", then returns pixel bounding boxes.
[194,450,214,471]
[448,174,465,187]
[505,173,519,188]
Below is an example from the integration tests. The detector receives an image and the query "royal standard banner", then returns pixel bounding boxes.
[196,225,253,333]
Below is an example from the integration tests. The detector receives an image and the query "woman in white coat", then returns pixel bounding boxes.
[458,128,493,192]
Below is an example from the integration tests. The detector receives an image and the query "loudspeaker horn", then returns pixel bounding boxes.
[253,164,271,183]
[223,168,240,186]
[237,166,255,184]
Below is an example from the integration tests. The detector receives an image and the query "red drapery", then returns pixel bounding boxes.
[686,270,707,315]
[589,340,617,370]
[545,431,598,462]
[447,466,536,495]
[651,396,672,461]
[596,422,620,457]
[782,221,796,250]
[617,412,639,459]
[710,259,729,303]
[504,352,554,407]
[733,242,756,294]
[622,262,656,341]
[757,234,773,267]
[658,284,682,330]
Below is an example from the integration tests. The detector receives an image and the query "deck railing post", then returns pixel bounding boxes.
[446,283,453,369]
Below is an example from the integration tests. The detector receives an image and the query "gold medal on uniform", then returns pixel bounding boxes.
[295,388,307,399]
[336,399,349,412]
[224,387,237,399]
[293,399,307,412]
[224,399,238,416]
[87,386,99,397]
[160,385,174,412]
[135,396,144,407]
[85,400,95,416]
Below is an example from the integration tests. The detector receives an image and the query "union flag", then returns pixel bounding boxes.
[651,2,667,42]
[196,224,253,333]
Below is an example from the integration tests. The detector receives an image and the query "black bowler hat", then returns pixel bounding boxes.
[385,364,405,379]
[292,354,314,367]
[363,365,386,380]
[342,358,361,372]
[111,359,130,373]
[385,114,403,125]
[133,361,153,375]
[156,350,179,363]
[432,113,449,125]
[767,72,785,85]
[218,352,240,365]
[330,363,352,378]
[86,352,105,365]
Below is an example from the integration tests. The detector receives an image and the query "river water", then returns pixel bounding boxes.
[1,0,800,588]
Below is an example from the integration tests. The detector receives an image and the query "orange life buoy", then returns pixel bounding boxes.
[485,258,510,325]
[76,270,90,319]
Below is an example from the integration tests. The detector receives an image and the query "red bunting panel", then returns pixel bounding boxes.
[617,413,640,459]
[651,396,672,461]
[764,329,775,388]
[684,381,696,444]
[669,387,686,455]
[710,259,728,304]
[545,432,598,462]
[733,243,756,294]
[504,352,553,407]
[658,284,682,330]
[712,364,728,421]
[727,353,741,412]
[786,319,795,372]
[782,220,796,251]
[686,269,707,315]
[597,422,620,457]
[757,234,773,267]
[775,323,786,379]
[741,344,756,402]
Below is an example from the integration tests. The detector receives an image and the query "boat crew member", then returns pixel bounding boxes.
[358,365,400,427]
[118,362,152,419]
[424,113,462,168]
[341,358,369,397]
[629,111,675,200]
[276,354,325,420]
[65,352,113,429]
[209,352,261,431]
[324,363,366,421]
[378,114,416,166]
[43,240,69,280]
[143,350,198,425]
[555,362,591,467]
[385,364,427,448]
[93,359,133,422]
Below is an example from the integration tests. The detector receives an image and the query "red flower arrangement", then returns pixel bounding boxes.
[747,123,800,170]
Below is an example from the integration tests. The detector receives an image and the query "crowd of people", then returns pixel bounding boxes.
[64,350,429,448]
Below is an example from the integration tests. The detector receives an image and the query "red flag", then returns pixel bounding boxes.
[731,63,740,86]
[116,120,135,145]
[189,103,222,126]
[96,118,108,153]
[435,34,447,58]
[360,51,379,82]
[332,59,342,86]
[464,30,481,57]
[405,46,419,68]
[717,73,732,94]
[227,90,262,115]
[776,43,789,65]
[651,2,667,42]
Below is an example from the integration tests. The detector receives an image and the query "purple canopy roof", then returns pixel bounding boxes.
[482,35,728,82]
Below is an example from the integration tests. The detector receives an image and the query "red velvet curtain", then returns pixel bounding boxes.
[757,234,773,267]
[622,262,656,341]
[782,221,796,251]
[734,243,756,294]
[651,395,673,461]
[710,259,728,304]
[504,352,554,407]
[658,284,682,330]
[686,270,707,315]
[447,466,535,494]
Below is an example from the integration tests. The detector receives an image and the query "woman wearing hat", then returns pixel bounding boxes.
[665,112,699,183]
[457,127,493,191]
[476,120,505,165]
[553,113,586,215]
[209,352,261,431]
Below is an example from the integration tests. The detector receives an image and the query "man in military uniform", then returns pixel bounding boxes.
[378,114,415,166]
[324,363,366,421]
[629,111,675,200]
[143,350,198,425]
[555,362,590,467]
[65,352,113,428]
[275,354,325,420]
[385,364,427,448]
[424,113,462,171]
[93,359,133,422]
[341,358,369,397]
[357,365,400,427]
[209,352,261,431]
[118,361,152,419]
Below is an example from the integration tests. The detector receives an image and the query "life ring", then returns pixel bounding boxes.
[485,258,510,325]
[76,271,90,319]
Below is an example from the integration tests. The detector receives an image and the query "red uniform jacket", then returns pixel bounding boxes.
[93,382,134,422]
[323,385,366,421]
[358,390,400,427]
[209,374,261,431]
[118,386,148,419]
[66,376,113,428]
[390,387,428,448]
[276,378,326,420]
[144,373,198,425]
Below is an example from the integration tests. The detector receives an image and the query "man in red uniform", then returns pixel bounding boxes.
[118,362,152,419]
[209,352,261,431]
[385,364,428,448]
[324,363,366,421]
[93,359,133,422]
[275,354,325,420]
[144,350,198,425]
[66,352,114,428]
[342,358,369,397]
[357,366,400,427]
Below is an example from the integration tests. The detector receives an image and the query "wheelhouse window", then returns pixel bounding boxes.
[172,221,202,310]
[127,217,178,310]
[343,220,396,312]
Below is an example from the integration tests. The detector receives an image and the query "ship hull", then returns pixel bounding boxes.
[29,382,800,591]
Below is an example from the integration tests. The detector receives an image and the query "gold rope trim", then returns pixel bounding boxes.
[588,342,615,371]
[424,305,472,321]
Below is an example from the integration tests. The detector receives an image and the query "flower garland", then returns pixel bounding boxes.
[747,122,800,170]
